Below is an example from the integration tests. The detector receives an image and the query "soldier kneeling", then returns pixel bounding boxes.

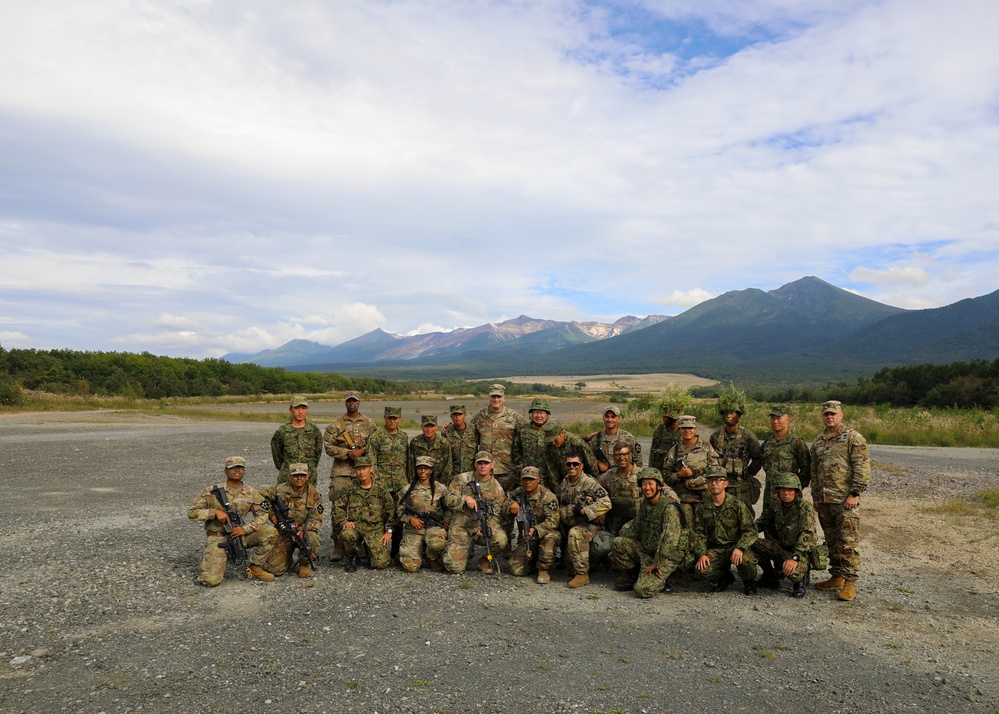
[751,472,823,598]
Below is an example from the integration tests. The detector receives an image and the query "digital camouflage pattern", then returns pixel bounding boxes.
[752,485,818,584]
[366,427,410,494]
[649,422,682,473]
[513,421,551,475]
[472,406,523,479]
[324,413,378,479]
[271,420,323,485]
[442,472,508,573]
[396,480,448,572]
[760,431,811,508]
[544,430,599,496]
[408,432,454,486]
[188,481,267,586]
[443,423,478,475]
[333,480,395,569]
[611,494,691,598]
[502,484,560,576]
[597,464,642,536]
[558,472,611,576]
[709,425,763,509]
[589,428,643,468]
[691,492,758,584]
[253,482,324,576]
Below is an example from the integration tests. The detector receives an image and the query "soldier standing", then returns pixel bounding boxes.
[253,463,324,579]
[558,451,612,588]
[333,456,395,572]
[472,384,523,492]
[188,456,267,587]
[397,456,448,572]
[710,396,763,510]
[810,400,870,602]
[271,396,323,485]
[585,405,642,474]
[442,451,508,575]
[513,397,552,475]
[649,404,682,473]
[692,470,759,595]
[752,472,820,598]
[760,405,811,512]
[409,414,453,486]
[366,406,410,559]
[503,466,560,584]
[323,390,376,560]
[663,415,720,526]
[443,403,477,475]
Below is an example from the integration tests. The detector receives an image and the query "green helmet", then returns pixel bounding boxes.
[528,398,552,413]
[717,394,744,414]
[773,472,802,491]
[637,467,665,486]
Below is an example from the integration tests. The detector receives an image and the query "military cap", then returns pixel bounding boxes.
[353,456,374,468]
[528,397,551,413]
[344,390,361,401]
[224,456,246,469]
[415,456,434,469]
[474,450,493,463]
[421,414,438,425]
[288,462,309,476]
[773,472,802,490]
[637,467,665,486]
[677,415,697,428]
[384,406,402,417]
[290,395,309,407]
[520,466,541,480]
[488,384,506,396]
[769,405,791,417]
[821,400,843,414]
[543,421,564,442]
[449,403,466,414]
[705,468,728,481]
[603,405,622,416]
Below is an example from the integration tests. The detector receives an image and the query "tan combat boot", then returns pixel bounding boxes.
[837,579,856,601]
[429,558,445,572]
[298,563,312,578]
[568,573,590,588]
[479,555,495,574]
[536,568,550,585]
[815,575,845,591]
[329,540,344,562]
[246,565,275,582]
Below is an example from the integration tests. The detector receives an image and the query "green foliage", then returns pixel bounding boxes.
[0,373,23,405]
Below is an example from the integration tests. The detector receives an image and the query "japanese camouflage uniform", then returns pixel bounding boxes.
[752,474,819,585]
[333,478,395,569]
[253,481,324,576]
[760,431,811,510]
[367,427,410,495]
[396,479,448,572]
[409,431,454,486]
[513,421,551,478]
[442,471,508,574]
[443,422,478,475]
[188,480,267,586]
[649,423,681,473]
[558,472,612,576]
[710,425,763,509]
[692,492,759,586]
[271,420,324,485]
[503,482,560,576]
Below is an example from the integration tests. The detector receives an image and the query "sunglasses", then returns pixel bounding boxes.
[564,461,583,467]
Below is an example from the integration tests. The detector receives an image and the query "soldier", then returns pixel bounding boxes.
[649,404,682,473]
[472,384,523,492]
[692,470,759,595]
[810,400,870,602]
[442,451,508,575]
[610,468,690,597]
[752,472,820,598]
[584,405,642,474]
[253,463,324,579]
[663,415,720,526]
[710,396,763,510]
[271,396,323,485]
[188,456,268,587]
[397,456,448,573]
[367,406,410,559]
[513,397,552,476]
[558,450,612,588]
[323,390,377,560]
[760,405,811,512]
[333,456,395,572]
[409,414,453,486]
[544,422,599,492]
[443,403,477,475]
[503,466,560,584]
[590,442,643,567]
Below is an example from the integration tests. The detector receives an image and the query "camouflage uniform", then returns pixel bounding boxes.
[558,473,611,577]
[409,432,454,486]
[810,424,870,581]
[649,423,681,473]
[442,472,508,574]
[367,427,410,495]
[760,432,811,509]
[333,480,395,569]
[591,464,642,563]
[663,437,720,526]
[710,426,763,510]
[472,406,523,489]
[188,481,267,586]
[545,430,599,494]
[514,421,550,473]
[271,420,324,485]
[323,413,377,497]
[588,429,643,469]
[396,480,448,572]
[253,482,324,576]
[502,483,560,576]
[443,423,478,475]
[691,492,758,586]
[752,481,818,585]
[611,491,691,598]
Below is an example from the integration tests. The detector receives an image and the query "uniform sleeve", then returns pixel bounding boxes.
[380,488,394,531]
[324,421,350,460]
[746,432,763,477]
[271,428,284,470]
[849,432,871,494]
[582,483,612,522]
[309,424,323,471]
[305,489,324,532]
[794,436,812,490]
[792,502,817,559]
[735,501,758,552]
[188,488,217,522]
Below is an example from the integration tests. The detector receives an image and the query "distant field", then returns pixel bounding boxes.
[483,373,717,393]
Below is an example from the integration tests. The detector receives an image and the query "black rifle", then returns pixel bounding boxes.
[469,478,500,576]
[403,489,446,530]
[593,445,611,468]
[211,485,248,565]
[266,495,318,569]
[514,491,535,568]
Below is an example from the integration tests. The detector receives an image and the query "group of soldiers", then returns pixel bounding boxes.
[189,385,870,602]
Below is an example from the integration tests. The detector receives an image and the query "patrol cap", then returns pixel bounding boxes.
[449,403,466,414]
[677,415,697,428]
[224,456,246,469]
[474,450,493,463]
[520,466,541,480]
[290,396,309,407]
[543,421,564,442]
[769,405,791,417]
[528,397,551,413]
[488,384,506,396]
[705,468,728,481]
[288,462,309,476]
[353,456,374,468]
[344,390,361,402]
[415,456,434,469]
[421,414,438,426]
[821,400,843,414]
[603,405,622,416]
[384,406,402,417]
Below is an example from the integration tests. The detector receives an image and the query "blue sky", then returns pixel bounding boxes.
[1,0,997,358]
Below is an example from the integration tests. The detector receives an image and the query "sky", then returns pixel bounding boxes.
[2,0,998,359]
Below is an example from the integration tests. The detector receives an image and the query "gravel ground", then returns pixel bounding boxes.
[0,412,997,714]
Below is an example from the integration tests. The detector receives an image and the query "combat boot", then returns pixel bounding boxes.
[298,562,312,578]
[344,555,358,573]
[614,568,638,592]
[429,558,445,572]
[662,572,676,594]
[568,573,590,588]
[758,560,780,590]
[791,572,809,599]
[837,578,857,601]
[246,565,275,582]
[535,568,550,585]
[711,570,735,593]
[479,555,495,575]
[816,575,845,591]
[743,579,758,596]
[329,540,344,563]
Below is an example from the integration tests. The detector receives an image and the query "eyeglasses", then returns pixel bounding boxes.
[614,452,631,459]
[564,461,583,468]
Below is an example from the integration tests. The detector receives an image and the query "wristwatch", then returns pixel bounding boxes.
[849,490,860,497]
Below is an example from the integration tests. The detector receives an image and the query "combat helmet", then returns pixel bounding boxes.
[773,472,802,491]
[637,467,665,487]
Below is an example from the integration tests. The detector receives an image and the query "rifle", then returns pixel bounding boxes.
[265,494,318,569]
[514,491,535,568]
[469,478,500,576]
[403,489,446,530]
[211,485,248,565]
[593,445,611,468]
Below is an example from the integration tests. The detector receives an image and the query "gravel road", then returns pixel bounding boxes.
[0,412,996,714]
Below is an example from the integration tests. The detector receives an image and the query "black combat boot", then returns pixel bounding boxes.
[614,567,639,592]
[792,571,809,599]
[711,570,735,592]
[743,579,758,596]
[662,571,676,594]
[345,554,358,573]
[758,559,780,589]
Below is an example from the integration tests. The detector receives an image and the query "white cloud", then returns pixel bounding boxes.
[406,324,456,336]
[850,266,931,287]
[0,331,31,347]
[659,288,715,309]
